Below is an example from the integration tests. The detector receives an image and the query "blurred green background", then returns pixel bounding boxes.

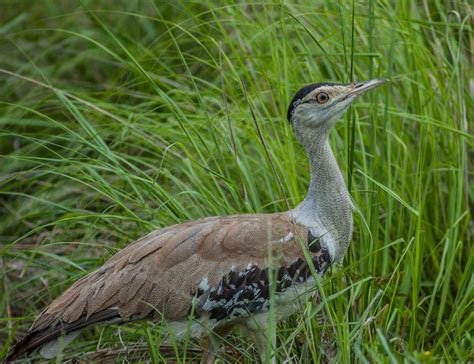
[1,1,472,362]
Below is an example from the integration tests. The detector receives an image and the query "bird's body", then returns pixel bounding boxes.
[9,212,334,361]
[6,79,386,363]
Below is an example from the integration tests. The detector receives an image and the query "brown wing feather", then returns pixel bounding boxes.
[7,212,310,361]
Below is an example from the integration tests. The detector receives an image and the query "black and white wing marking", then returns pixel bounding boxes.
[193,233,332,322]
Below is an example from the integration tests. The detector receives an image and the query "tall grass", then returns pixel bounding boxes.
[0,1,472,362]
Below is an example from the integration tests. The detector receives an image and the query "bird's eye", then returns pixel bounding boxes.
[316,92,329,104]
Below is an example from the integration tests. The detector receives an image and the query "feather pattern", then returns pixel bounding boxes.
[6,212,331,361]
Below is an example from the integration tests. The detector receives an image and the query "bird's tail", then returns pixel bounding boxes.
[4,309,120,363]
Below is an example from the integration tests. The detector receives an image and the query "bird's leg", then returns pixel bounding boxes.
[248,328,276,364]
[200,333,222,364]
[313,293,337,361]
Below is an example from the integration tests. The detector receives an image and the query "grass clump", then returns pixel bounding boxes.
[0,1,472,362]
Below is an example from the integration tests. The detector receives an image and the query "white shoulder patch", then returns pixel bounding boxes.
[198,277,209,292]
[287,208,336,258]
[279,232,293,243]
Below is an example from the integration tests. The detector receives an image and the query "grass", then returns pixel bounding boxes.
[0,0,472,362]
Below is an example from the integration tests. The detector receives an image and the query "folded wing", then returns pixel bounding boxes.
[7,212,331,361]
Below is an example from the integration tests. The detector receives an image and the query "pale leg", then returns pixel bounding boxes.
[200,333,222,364]
[248,328,276,364]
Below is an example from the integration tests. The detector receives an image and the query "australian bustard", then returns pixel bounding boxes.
[6,79,386,363]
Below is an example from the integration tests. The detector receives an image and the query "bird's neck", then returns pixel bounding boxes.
[294,136,353,263]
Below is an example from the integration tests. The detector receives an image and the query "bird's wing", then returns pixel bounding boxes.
[7,213,332,360]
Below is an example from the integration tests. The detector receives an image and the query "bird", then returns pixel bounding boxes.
[5,79,386,363]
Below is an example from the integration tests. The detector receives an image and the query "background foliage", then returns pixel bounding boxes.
[1,1,472,362]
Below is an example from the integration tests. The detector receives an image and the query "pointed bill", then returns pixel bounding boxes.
[349,79,388,97]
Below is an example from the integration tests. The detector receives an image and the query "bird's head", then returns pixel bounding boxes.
[287,79,387,138]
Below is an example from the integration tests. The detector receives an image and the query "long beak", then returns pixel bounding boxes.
[349,79,388,97]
